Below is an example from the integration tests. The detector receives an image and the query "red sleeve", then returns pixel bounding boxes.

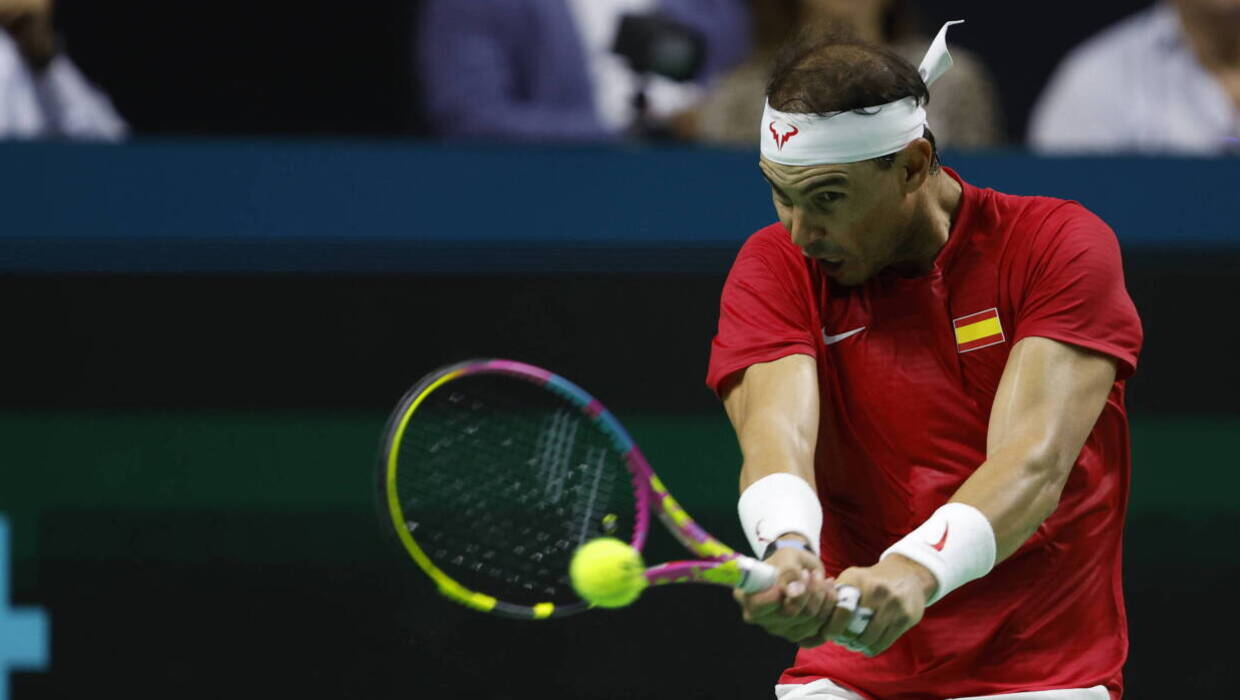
[706,227,818,396]
[1008,203,1143,380]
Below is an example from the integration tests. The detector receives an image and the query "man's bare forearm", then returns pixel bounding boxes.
[949,337,1117,563]
[948,432,1072,562]
[725,354,820,492]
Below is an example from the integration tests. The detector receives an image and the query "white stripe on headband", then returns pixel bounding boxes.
[760,20,964,166]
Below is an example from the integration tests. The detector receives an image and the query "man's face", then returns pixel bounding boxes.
[758,155,913,286]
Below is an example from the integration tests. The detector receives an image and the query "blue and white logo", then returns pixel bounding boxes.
[0,516,49,700]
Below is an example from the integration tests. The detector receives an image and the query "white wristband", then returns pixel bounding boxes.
[880,502,996,606]
[738,473,822,557]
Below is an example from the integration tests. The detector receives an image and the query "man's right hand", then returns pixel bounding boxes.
[733,539,841,647]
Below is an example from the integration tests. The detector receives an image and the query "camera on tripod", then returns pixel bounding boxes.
[612,13,706,83]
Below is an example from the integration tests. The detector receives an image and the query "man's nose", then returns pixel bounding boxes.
[789,208,823,249]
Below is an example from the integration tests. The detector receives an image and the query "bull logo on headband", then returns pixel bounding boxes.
[769,121,799,150]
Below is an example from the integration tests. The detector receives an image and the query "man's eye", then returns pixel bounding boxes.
[814,192,845,207]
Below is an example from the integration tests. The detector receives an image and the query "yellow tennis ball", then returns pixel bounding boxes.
[569,537,647,608]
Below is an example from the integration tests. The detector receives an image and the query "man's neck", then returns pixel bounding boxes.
[890,170,964,277]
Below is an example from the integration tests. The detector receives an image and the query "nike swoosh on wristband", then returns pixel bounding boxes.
[929,524,949,551]
[822,327,866,345]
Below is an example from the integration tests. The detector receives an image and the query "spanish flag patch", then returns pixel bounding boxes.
[953,308,1005,353]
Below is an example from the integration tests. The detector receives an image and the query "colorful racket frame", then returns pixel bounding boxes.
[379,358,773,620]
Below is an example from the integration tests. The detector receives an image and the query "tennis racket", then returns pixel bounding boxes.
[378,358,871,631]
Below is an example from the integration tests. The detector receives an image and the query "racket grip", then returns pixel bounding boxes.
[736,557,778,593]
[736,561,874,635]
[834,584,874,636]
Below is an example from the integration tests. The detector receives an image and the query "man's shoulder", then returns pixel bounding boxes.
[997,192,1108,239]
[960,181,1116,263]
[735,222,800,262]
[970,188,1120,279]
[724,223,816,292]
[964,179,1067,232]
[744,221,791,245]
[968,177,1102,233]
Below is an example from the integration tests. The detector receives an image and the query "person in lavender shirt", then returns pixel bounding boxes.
[417,0,749,141]
[1029,0,1240,156]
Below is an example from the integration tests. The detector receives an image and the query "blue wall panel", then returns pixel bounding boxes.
[3,141,1236,273]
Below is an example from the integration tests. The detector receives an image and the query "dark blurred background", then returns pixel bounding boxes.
[2,0,1238,698]
[46,0,1182,141]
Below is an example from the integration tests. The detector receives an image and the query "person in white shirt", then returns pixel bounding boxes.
[1029,0,1240,155]
[0,0,126,140]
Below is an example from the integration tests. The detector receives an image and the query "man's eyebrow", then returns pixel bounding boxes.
[760,171,849,194]
[793,175,851,195]
[803,174,849,190]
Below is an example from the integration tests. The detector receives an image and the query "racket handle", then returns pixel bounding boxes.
[737,557,778,593]
[834,584,874,636]
[736,559,874,637]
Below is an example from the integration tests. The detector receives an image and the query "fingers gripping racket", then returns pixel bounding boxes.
[379,359,871,631]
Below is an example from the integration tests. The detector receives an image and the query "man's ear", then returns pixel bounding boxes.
[899,138,934,193]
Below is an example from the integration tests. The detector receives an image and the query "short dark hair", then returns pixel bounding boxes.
[765,29,939,171]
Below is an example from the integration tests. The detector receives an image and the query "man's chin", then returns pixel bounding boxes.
[818,259,866,286]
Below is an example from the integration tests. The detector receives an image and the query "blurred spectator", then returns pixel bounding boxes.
[691,0,1004,148]
[0,0,126,140]
[417,0,749,141]
[1029,0,1240,155]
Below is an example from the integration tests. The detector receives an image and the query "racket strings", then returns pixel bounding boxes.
[396,374,636,605]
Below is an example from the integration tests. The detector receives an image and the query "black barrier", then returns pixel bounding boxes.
[4,253,1237,415]
[8,509,1238,699]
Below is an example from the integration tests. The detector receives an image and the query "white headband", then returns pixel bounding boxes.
[760,20,964,166]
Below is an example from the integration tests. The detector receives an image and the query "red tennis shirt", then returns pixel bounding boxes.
[707,168,1143,699]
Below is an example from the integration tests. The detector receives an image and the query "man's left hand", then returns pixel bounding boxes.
[814,554,938,656]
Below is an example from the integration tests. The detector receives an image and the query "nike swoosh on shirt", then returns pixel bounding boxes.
[822,326,866,345]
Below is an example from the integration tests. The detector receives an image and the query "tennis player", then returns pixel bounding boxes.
[707,22,1143,700]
